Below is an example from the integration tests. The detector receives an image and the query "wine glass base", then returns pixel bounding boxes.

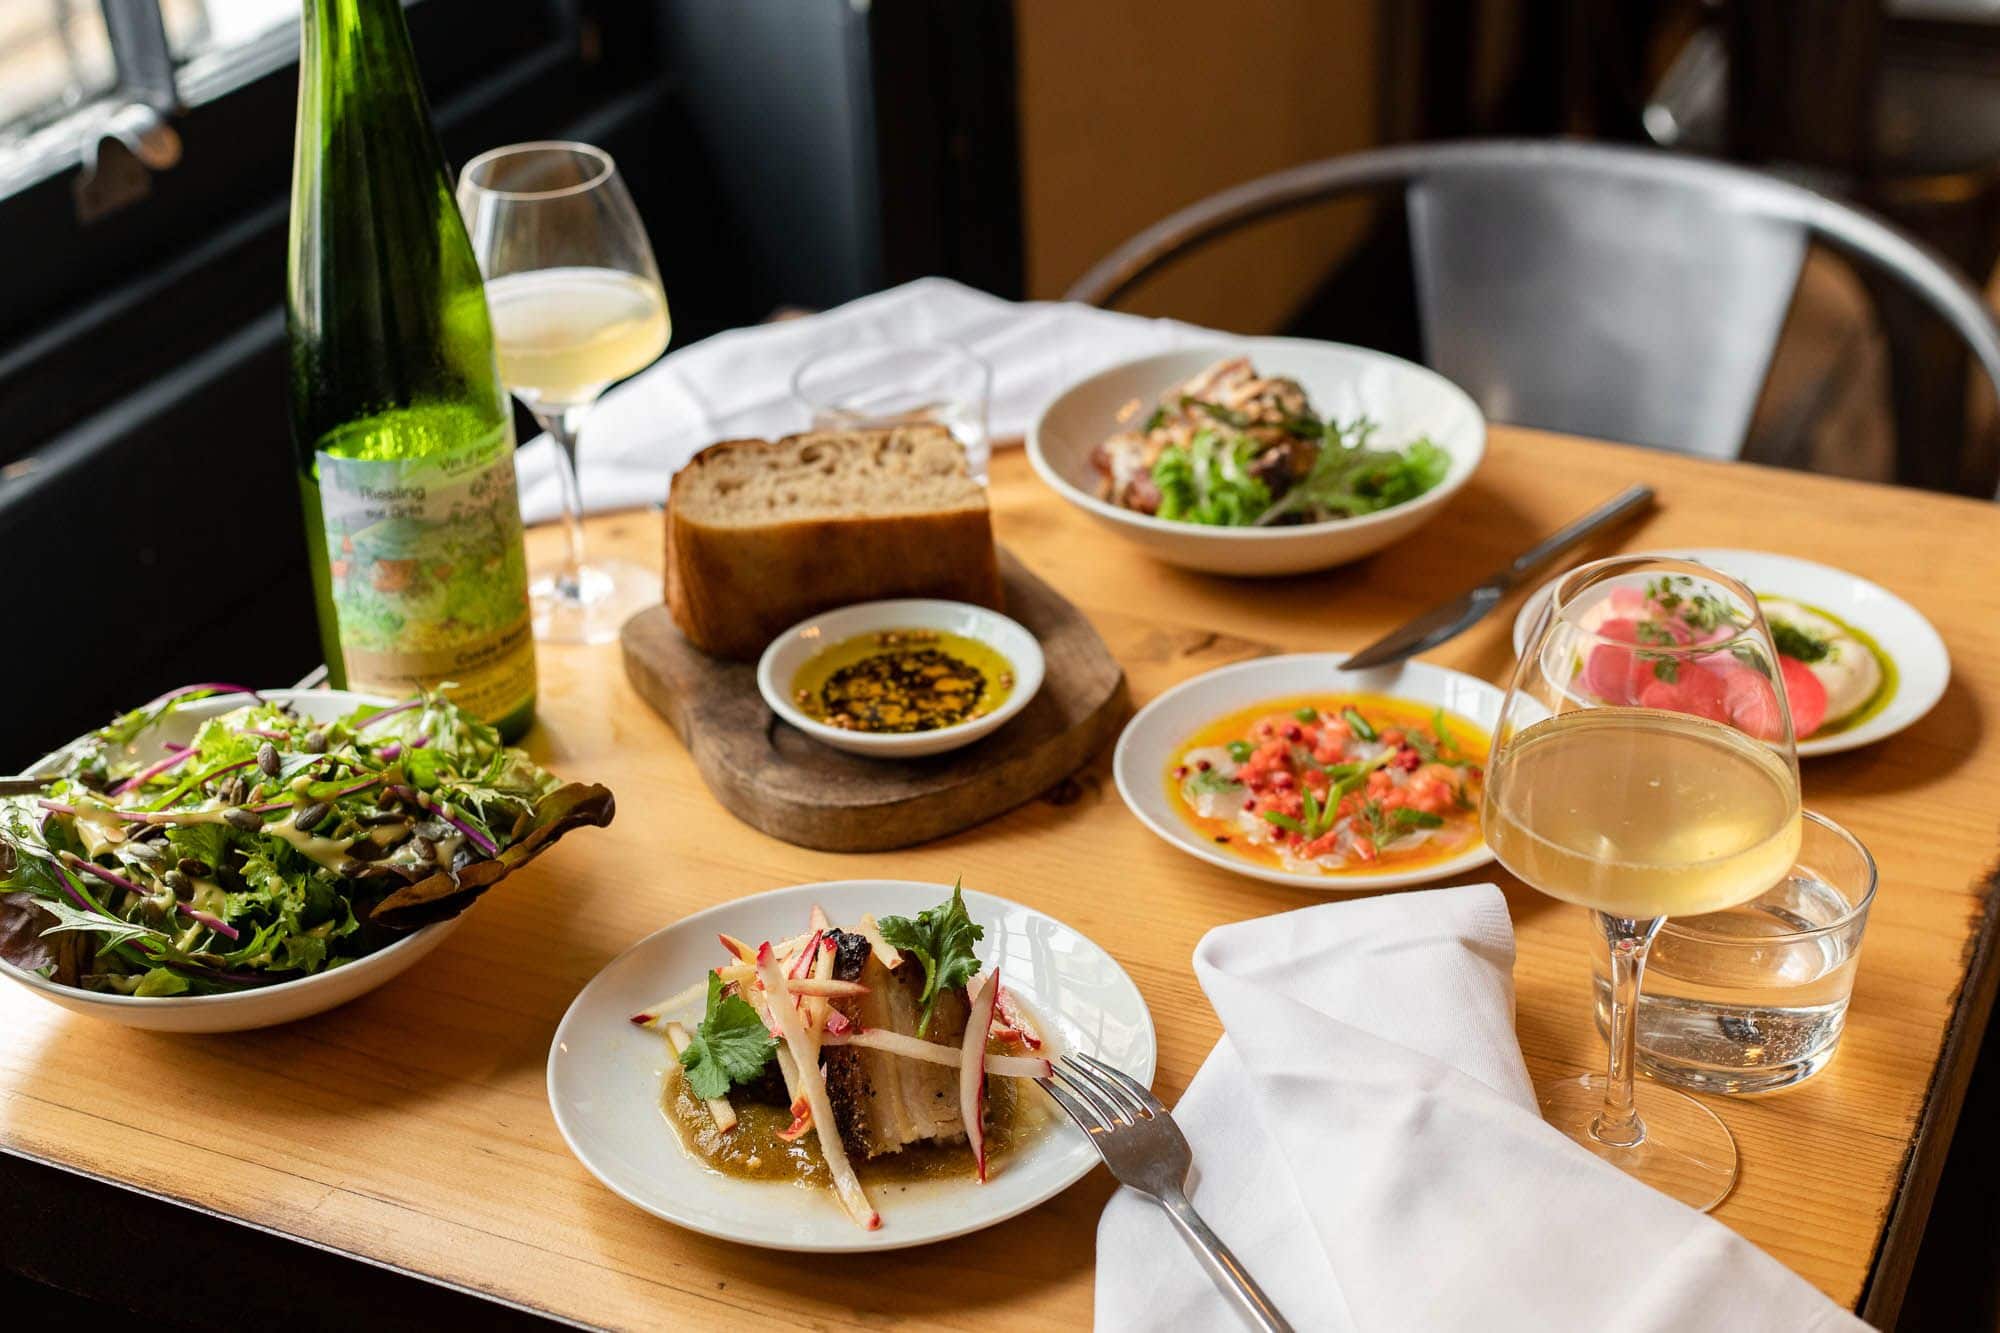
[1537,1073,1738,1213]
[531,559,661,645]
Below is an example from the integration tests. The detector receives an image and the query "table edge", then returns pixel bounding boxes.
[1859,859,2000,1324]
[0,1144,580,1329]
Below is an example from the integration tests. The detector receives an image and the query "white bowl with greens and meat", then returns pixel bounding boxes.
[1027,341,1485,576]
[1,686,614,1032]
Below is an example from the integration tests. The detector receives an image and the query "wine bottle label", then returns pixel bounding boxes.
[315,432,536,722]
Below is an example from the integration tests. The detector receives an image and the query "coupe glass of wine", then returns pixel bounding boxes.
[1484,555,1803,1211]
[457,141,670,644]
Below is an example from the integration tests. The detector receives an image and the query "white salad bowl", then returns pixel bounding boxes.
[1114,653,1504,891]
[1027,338,1486,577]
[757,599,1045,758]
[2,688,462,1033]
[547,879,1157,1252]
[1509,548,1950,758]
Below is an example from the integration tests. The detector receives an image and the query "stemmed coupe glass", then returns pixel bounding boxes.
[1484,556,1803,1211]
[457,141,670,644]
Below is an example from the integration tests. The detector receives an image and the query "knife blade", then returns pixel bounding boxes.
[1339,484,1655,671]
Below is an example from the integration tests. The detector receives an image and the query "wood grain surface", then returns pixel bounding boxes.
[4,431,1999,1331]
[619,547,1129,851]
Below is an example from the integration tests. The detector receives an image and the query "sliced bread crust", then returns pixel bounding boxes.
[665,426,1003,660]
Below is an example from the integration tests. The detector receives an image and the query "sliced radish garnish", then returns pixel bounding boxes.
[775,1093,812,1142]
[1636,661,1729,723]
[1778,656,1828,737]
[1714,663,1785,739]
[788,930,822,981]
[993,986,1043,1050]
[820,1026,1050,1079]
[807,929,836,1039]
[786,977,868,998]
[961,970,1001,1183]
[757,943,878,1229]
[856,913,903,971]
[1582,631,1650,705]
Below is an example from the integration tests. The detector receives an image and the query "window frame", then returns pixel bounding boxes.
[0,0,606,469]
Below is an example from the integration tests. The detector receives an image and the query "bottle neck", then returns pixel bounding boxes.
[299,0,435,133]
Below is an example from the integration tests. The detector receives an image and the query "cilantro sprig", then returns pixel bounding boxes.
[876,879,986,1037]
[677,972,777,1100]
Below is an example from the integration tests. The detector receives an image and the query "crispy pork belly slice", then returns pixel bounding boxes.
[822,929,972,1161]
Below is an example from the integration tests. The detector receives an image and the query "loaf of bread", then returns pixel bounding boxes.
[665,425,1003,660]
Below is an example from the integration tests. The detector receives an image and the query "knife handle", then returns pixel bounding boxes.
[1501,484,1654,589]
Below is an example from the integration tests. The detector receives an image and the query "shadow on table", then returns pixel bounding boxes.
[601,1171,1115,1321]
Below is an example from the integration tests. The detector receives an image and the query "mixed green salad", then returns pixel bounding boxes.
[0,685,613,996]
[1090,356,1450,527]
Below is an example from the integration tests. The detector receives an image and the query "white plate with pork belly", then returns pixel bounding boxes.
[546,879,1157,1251]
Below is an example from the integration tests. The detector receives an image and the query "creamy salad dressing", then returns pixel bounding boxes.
[260,819,358,872]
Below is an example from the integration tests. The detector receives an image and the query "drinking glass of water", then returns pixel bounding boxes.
[1595,809,1875,1094]
[792,343,992,481]
[457,141,670,644]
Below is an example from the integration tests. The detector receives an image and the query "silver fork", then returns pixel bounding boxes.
[1041,1053,1295,1333]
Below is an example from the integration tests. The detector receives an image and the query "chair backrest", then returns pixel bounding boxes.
[1066,140,2000,471]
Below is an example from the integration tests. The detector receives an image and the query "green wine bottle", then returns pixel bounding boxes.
[286,0,536,741]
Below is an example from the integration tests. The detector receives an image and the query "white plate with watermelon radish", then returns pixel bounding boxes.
[1512,548,1949,757]
[546,880,1155,1252]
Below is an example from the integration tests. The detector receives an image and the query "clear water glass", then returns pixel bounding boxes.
[792,343,993,481]
[1594,809,1875,1094]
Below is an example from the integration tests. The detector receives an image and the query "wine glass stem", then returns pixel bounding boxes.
[538,404,591,599]
[1592,911,1664,1149]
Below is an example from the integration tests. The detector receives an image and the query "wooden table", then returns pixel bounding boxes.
[5,431,1998,1330]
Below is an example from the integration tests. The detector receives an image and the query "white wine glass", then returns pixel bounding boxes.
[456,141,670,644]
[1484,555,1803,1211]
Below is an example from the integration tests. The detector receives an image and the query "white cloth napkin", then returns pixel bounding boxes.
[1095,885,1868,1332]
[513,276,1227,523]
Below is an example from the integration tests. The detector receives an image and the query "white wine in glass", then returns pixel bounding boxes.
[486,267,669,410]
[1483,709,1801,921]
[1485,556,1803,1211]
[458,142,670,644]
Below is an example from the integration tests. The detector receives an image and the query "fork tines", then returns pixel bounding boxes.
[1040,1053,1161,1133]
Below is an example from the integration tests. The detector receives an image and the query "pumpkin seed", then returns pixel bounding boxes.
[256,742,280,777]
[294,801,331,831]
[223,807,263,832]
[177,857,212,879]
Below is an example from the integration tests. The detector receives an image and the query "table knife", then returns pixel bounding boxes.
[1339,484,1654,671]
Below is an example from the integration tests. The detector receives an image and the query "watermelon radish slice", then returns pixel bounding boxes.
[1636,661,1730,723]
[1778,656,1828,737]
[1719,664,1786,740]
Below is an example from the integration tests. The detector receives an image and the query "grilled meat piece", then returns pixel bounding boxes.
[821,928,971,1160]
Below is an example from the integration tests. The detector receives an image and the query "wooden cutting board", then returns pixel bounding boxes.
[619,549,1131,851]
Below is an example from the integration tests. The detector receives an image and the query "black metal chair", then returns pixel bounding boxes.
[1064,139,2000,488]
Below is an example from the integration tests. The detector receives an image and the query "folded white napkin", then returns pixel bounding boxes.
[514,276,1225,523]
[1095,886,1867,1332]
